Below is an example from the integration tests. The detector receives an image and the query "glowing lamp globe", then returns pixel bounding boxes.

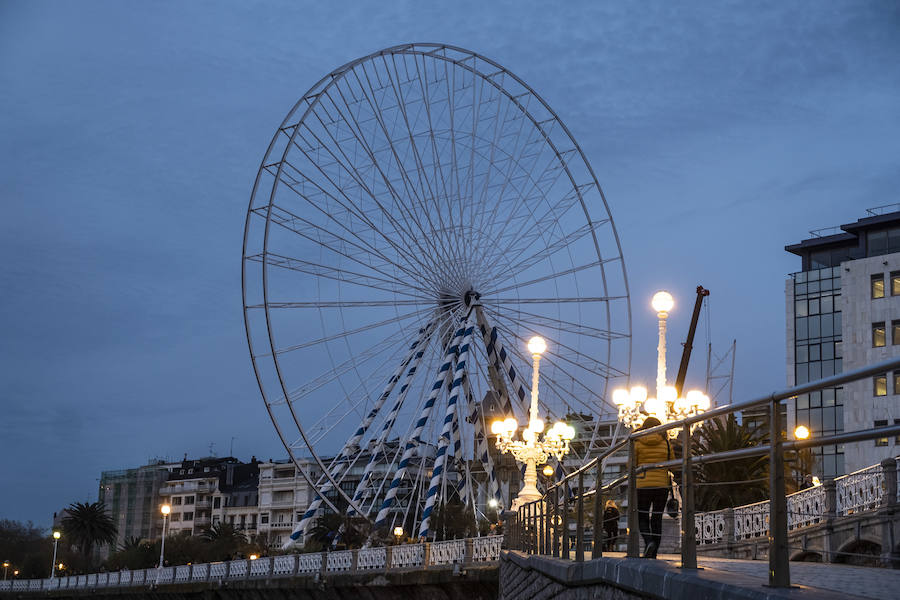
[527,336,547,355]
[161,504,171,515]
[630,386,648,405]
[794,425,810,440]
[612,388,629,405]
[651,291,674,314]
[643,396,664,417]
[659,386,677,404]
[53,531,60,540]
[542,464,555,477]
[528,418,545,433]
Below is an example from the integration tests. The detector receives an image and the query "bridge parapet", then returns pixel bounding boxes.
[0,535,504,595]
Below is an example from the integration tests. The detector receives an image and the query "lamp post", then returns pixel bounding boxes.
[491,337,575,510]
[393,526,404,544]
[612,291,710,435]
[50,531,60,579]
[158,504,171,569]
[2,561,9,581]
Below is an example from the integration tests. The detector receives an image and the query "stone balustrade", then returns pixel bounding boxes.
[0,535,503,594]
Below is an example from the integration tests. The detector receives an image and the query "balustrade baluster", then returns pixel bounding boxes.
[576,471,584,562]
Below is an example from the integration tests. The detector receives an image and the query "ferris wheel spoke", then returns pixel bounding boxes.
[492,219,611,285]
[484,306,628,341]
[340,64,453,274]
[256,200,439,292]
[248,252,435,300]
[254,300,437,308]
[263,306,434,357]
[483,296,624,305]
[285,122,450,289]
[483,259,618,296]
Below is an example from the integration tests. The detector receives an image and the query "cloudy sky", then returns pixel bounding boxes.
[1,1,898,526]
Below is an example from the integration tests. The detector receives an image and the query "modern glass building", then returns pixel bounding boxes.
[784,205,900,477]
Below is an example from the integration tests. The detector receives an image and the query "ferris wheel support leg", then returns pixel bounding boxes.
[461,364,501,506]
[374,313,472,531]
[418,315,477,539]
[287,322,435,547]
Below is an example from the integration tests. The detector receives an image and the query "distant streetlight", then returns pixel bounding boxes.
[249,554,258,561]
[393,526,404,543]
[50,531,61,579]
[158,505,171,569]
[542,464,555,478]
[794,425,810,440]
[2,561,9,581]
[487,498,499,509]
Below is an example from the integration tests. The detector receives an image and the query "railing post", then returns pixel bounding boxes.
[881,458,898,508]
[562,479,570,559]
[351,549,359,573]
[423,542,431,567]
[385,546,393,571]
[627,438,640,558]
[822,478,837,563]
[768,398,790,587]
[576,471,585,562]
[552,486,560,557]
[723,507,735,557]
[681,423,697,568]
[544,489,551,555]
[593,459,602,559]
[879,458,897,568]
[245,559,252,580]
[464,538,474,564]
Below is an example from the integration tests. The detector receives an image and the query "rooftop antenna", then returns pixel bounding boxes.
[230,437,237,458]
[208,442,216,457]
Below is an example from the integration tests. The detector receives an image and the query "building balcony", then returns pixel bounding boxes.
[268,522,294,530]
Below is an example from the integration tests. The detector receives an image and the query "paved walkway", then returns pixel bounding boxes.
[646,553,900,599]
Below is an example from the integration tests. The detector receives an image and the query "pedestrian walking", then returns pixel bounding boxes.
[634,416,672,558]
[602,499,620,551]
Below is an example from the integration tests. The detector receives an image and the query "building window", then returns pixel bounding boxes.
[875,420,889,446]
[875,374,888,396]
[873,322,886,347]
[172,497,182,506]
[895,419,900,444]
[170,513,181,522]
[893,321,900,346]
[261,513,269,524]
[872,274,885,299]
[213,497,221,509]
[185,496,195,505]
[892,272,900,296]
[183,512,194,521]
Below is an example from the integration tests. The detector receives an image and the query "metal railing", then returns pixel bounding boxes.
[0,535,503,594]
[509,355,900,588]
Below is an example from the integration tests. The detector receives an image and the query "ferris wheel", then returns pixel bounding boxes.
[242,43,631,546]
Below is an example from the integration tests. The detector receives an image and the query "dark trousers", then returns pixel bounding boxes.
[637,487,668,548]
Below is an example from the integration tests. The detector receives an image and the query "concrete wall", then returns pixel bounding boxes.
[842,254,900,473]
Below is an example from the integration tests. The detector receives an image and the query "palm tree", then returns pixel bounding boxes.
[61,502,117,561]
[692,415,769,511]
[200,522,245,544]
[118,535,143,552]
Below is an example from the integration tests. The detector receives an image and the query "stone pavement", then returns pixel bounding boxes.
[647,552,900,599]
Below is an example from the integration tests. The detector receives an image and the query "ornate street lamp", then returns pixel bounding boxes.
[158,504,171,569]
[50,531,60,579]
[491,336,575,510]
[612,291,710,436]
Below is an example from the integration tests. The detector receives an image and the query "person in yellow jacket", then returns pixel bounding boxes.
[634,416,672,558]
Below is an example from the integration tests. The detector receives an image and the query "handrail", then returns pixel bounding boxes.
[512,356,900,588]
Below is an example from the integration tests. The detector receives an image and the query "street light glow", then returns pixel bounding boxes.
[542,464,554,477]
[161,504,171,515]
[249,554,258,560]
[651,290,674,314]
[53,531,60,540]
[794,425,810,440]
[527,336,546,355]
[393,526,404,538]
[487,498,498,508]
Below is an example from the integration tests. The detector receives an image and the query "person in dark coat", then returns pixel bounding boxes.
[602,499,620,551]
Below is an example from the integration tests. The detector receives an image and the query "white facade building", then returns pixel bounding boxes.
[785,207,900,477]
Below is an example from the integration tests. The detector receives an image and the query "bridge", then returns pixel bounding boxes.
[5,358,900,599]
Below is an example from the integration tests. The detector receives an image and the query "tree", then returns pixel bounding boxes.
[200,522,245,544]
[691,415,769,511]
[308,512,370,549]
[61,501,117,563]
[429,499,476,541]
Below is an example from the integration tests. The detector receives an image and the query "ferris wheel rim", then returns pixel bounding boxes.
[242,42,632,534]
